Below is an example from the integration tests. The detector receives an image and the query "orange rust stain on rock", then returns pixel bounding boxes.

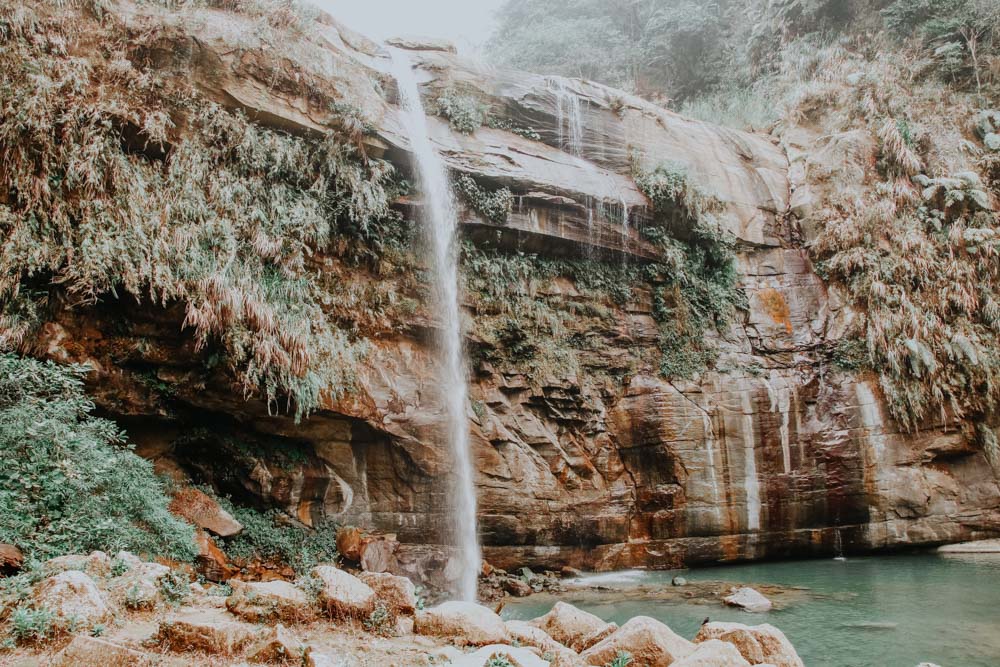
[758,288,793,334]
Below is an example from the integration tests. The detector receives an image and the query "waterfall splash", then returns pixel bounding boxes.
[389,49,481,602]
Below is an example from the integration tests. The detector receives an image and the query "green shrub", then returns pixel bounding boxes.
[218,500,338,574]
[635,162,744,379]
[0,355,196,561]
[437,91,487,134]
[363,602,394,636]
[606,651,634,667]
[8,605,53,644]
[455,176,515,225]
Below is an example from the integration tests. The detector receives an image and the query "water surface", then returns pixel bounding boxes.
[502,552,1000,667]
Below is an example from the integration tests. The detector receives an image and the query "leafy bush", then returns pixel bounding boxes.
[455,176,515,225]
[0,355,196,561]
[363,602,394,636]
[606,652,633,667]
[437,91,488,134]
[635,163,744,379]
[8,606,53,644]
[217,500,338,574]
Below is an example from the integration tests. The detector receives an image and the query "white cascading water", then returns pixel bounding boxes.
[551,77,585,156]
[389,49,481,602]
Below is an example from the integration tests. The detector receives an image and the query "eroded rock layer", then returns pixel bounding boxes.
[28,2,1000,584]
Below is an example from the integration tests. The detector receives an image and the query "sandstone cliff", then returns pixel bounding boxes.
[11,0,1000,585]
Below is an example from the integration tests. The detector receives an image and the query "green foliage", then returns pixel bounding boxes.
[218,500,339,574]
[159,570,192,605]
[8,606,53,644]
[832,338,872,372]
[0,355,196,561]
[364,602,394,636]
[635,163,743,379]
[455,176,515,225]
[606,652,634,667]
[0,5,400,419]
[484,116,542,141]
[486,656,514,667]
[437,91,487,134]
[815,182,1000,429]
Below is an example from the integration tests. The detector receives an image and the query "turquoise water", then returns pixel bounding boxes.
[501,552,1000,667]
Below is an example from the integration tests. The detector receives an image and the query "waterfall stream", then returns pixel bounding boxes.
[389,49,481,602]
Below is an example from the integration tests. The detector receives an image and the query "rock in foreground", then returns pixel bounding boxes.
[415,601,509,646]
[580,616,695,666]
[694,622,803,667]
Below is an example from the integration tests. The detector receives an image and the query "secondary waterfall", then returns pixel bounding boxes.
[551,78,585,156]
[389,50,481,602]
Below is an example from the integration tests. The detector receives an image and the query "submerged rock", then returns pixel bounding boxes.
[415,601,510,646]
[724,588,773,613]
[580,616,695,666]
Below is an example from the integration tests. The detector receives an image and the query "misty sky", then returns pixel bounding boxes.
[318,0,505,52]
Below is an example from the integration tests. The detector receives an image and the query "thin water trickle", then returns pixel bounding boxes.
[389,49,480,602]
[551,77,585,157]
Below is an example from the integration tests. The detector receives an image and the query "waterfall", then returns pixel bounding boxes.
[389,50,481,602]
[740,389,762,532]
[551,78,585,156]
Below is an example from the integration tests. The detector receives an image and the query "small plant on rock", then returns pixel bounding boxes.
[363,602,394,636]
[455,175,514,225]
[606,651,634,667]
[159,570,191,605]
[437,90,487,133]
[9,605,53,644]
[486,656,514,667]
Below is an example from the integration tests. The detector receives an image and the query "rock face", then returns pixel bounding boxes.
[29,1,1000,581]
[226,580,316,623]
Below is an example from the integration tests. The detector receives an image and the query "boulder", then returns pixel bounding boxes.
[580,616,695,667]
[157,611,255,654]
[530,601,611,651]
[247,623,308,665]
[358,571,417,616]
[577,622,619,652]
[451,644,550,667]
[360,537,399,573]
[560,566,583,578]
[723,588,773,613]
[33,571,111,627]
[169,487,243,537]
[53,635,153,667]
[385,35,458,54]
[194,529,238,582]
[694,622,803,667]
[415,601,510,646]
[335,526,365,562]
[672,640,752,667]
[503,576,534,597]
[672,576,688,587]
[113,551,143,570]
[0,543,23,575]
[311,565,377,618]
[44,551,111,578]
[226,580,315,623]
[506,620,584,666]
[110,561,171,610]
